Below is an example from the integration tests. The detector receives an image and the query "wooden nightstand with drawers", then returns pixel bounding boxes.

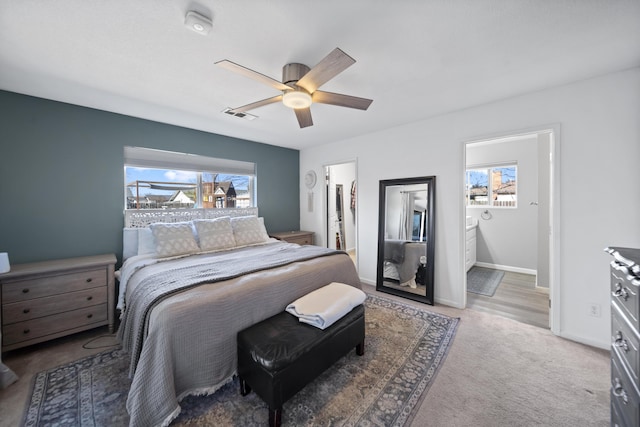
[0,254,116,352]
[270,231,314,246]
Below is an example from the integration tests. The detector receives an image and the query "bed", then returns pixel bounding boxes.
[116,208,361,426]
[383,239,426,288]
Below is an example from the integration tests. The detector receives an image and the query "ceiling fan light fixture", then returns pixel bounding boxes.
[282,90,312,109]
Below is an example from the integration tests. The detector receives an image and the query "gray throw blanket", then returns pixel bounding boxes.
[118,242,344,377]
[117,241,362,427]
[385,239,407,263]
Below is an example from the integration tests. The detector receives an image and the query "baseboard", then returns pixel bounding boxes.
[473,262,537,276]
[360,277,376,286]
[435,296,464,309]
[361,278,463,309]
[559,331,609,351]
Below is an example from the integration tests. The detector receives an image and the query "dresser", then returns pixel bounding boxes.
[0,254,116,352]
[606,247,640,427]
[270,231,314,246]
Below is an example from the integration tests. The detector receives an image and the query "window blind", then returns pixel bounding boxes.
[124,146,256,176]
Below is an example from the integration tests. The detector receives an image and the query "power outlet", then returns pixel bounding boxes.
[588,304,601,318]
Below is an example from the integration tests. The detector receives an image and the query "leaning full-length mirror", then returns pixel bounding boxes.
[376,176,436,304]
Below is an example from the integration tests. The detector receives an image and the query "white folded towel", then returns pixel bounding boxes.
[286,282,366,330]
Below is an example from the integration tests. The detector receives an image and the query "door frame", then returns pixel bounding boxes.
[461,124,561,335]
[323,159,358,269]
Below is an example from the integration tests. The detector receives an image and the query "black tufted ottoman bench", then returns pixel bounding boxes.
[237,304,365,427]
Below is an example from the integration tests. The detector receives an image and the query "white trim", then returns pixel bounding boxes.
[549,125,562,336]
[473,262,536,276]
[559,331,608,350]
[435,296,464,309]
[471,262,550,292]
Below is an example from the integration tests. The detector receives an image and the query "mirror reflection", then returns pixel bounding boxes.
[377,176,435,304]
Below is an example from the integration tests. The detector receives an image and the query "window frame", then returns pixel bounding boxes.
[123,146,256,211]
[465,163,518,208]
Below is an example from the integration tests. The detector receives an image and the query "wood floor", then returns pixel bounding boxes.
[466,269,550,329]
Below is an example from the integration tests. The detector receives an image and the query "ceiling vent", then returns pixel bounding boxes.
[222,108,258,121]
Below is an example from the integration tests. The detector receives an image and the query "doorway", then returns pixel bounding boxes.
[325,161,357,267]
[464,129,558,332]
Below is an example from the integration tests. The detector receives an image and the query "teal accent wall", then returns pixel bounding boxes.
[0,90,300,265]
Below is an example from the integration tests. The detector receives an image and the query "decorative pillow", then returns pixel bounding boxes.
[137,227,155,256]
[122,228,139,261]
[230,216,270,247]
[193,217,236,252]
[150,222,200,258]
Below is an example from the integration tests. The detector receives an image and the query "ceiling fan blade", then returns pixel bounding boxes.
[312,90,373,110]
[229,95,283,113]
[296,48,356,94]
[294,107,313,128]
[215,60,291,92]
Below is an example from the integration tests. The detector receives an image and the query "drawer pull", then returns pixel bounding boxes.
[87,296,93,301]
[87,314,93,319]
[22,288,29,294]
[23,308,30,314]
[614,332,629,352]
[23,329,30,335]
[613,378,629,404]
[86,278,93,283]
[612,283,629,300]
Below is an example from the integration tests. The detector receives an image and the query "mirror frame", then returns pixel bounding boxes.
[376,176,436,305]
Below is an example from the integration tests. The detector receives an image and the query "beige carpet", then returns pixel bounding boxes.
[0,285,610,427]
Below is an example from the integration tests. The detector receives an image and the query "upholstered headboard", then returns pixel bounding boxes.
[122,207,259,261]
[124,207,258,228]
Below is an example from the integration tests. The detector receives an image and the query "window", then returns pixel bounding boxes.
[124,147,255,210]
[466,164,517,208]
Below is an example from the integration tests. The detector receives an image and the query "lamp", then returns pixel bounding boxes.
[0,253,10,274]
[282,90,312,109]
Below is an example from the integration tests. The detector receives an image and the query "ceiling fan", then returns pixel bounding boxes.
[215,48,373,128]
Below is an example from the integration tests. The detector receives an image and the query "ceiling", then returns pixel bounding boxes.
[1,1,639,150]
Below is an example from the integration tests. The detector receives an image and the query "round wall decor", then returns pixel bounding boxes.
[304,170,317,189]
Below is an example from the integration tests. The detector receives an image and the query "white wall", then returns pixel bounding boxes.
[466,135,539,272]
[301,67,640,349]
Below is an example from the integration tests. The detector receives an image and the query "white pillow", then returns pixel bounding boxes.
[230,216,270,247]
[150,222,200,258]
[193,217,236,252]
[122,228,139,261]
[137,228,155,255]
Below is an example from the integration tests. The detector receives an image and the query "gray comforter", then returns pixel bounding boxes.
[117,241,361,427]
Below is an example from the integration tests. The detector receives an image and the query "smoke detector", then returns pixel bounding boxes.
[185,11,212,35]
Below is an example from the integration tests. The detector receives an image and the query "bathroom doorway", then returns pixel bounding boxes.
[464,129,558,332]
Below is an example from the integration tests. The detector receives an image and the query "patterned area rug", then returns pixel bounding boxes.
[467,266,505,297]
[24,294,458,427]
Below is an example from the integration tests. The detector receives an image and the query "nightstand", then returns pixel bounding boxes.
[0,254,116,352]
[270,231,314,246]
